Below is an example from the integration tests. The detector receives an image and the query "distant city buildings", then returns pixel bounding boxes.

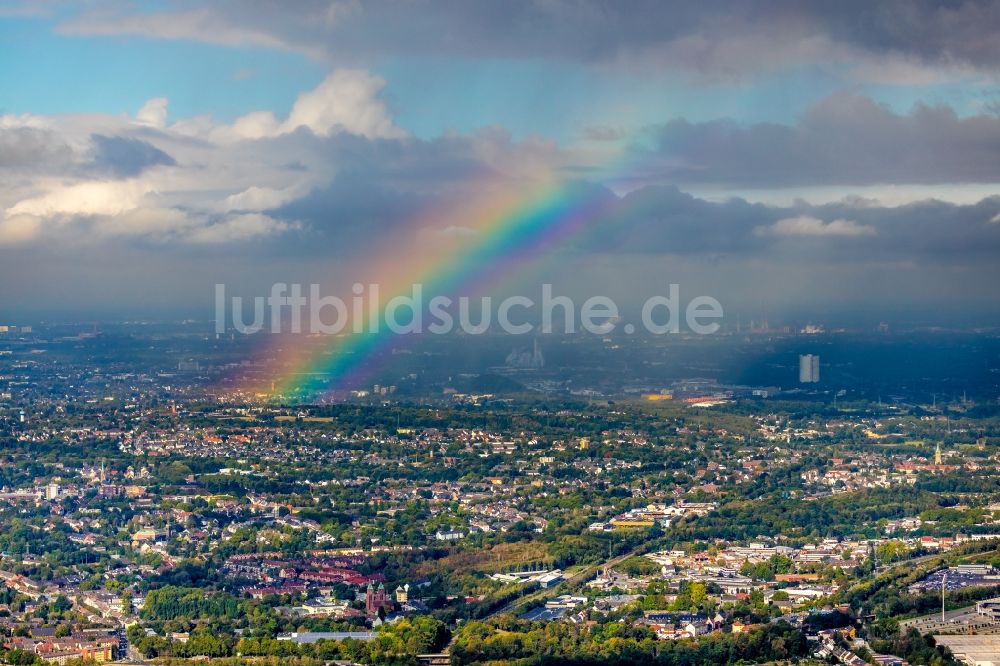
[506,339,544,369]
[799,354,820,383]
[3,319,998,664]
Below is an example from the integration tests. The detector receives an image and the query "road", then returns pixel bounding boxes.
[427,543,649,661]
[483,544,646,620]
[873,552,941,575]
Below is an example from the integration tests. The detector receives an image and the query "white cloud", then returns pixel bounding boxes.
[8,180,153,217]
[0,67,414,247]
[222,185,301,212]
[0,201,200,246]
[57,8,290,51]
[991,212,1000,224]
[0,214,42,246]
[92,208,294,243]
[1,205,298,246]
[226,69,404,141]
[229,110,281,140]
[0,68,566,252]
[92,207,200,239]
[136,97,169,128]
[281,69,404,139]
[186,213,297,243]
[0,113,50,130]
[756,216,876,238]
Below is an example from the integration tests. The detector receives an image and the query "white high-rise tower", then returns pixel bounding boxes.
[799,354,820,383]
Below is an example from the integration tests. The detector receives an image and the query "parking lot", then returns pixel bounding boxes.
[909,569,1000,593]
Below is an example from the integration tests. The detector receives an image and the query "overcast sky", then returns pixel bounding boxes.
[1,1,999,323]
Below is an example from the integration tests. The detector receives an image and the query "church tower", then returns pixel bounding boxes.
[366,582,387,617]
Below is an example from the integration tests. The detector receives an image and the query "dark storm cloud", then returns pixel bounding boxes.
[215,129,535,256]
[263,169,1000,270]
[565,186,1000,266]
[59,1,1000,77]
[803,0,1000,71]
[273,177,428,252]
[303,130,503,185]
[580,186,775,255]
[233,127,520,193]
[642,92,1000,187]
[89,134,176,177]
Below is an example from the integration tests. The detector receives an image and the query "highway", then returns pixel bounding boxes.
[424,543,649,662]
[484,544,646,620]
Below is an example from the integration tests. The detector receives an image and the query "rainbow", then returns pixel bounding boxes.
[242,166,630,401]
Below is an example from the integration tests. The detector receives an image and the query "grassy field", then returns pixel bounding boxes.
[416,541,552,576]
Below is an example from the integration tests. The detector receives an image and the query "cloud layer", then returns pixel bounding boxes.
[53,1,1000,82]
[0,69,410,247]
[1,56,999,315]
[640,92,1000,187]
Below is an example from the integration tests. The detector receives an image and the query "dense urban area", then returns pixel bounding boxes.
[6,0,1000,664]
[1,322,1000,666]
